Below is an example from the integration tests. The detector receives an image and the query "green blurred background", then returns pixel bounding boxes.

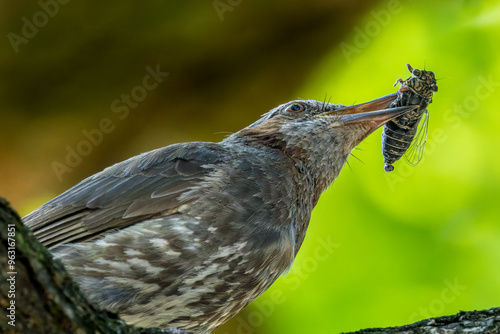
[1,0,499,333]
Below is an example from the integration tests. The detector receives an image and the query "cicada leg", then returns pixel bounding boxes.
[393,78,405,87]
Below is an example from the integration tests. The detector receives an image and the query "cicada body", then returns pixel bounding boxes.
[382,64,438,172]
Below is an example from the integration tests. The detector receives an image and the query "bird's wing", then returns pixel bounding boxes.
[23,142,226,248]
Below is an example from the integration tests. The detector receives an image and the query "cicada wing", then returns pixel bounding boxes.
[403,109,429,166]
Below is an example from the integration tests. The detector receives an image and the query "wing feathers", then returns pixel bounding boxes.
[24,142,226,248]
[34,211,88,240]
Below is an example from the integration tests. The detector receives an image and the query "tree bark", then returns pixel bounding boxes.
[1,196,498,334]
[347,308,500,334]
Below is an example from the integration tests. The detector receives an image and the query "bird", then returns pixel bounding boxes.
[24,93,415,333]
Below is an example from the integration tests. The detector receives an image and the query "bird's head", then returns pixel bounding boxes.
[227,93,416,197]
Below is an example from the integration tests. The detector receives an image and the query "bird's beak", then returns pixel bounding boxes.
[322,93,418,128]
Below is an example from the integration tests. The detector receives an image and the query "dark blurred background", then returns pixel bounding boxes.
[1,0,499,333]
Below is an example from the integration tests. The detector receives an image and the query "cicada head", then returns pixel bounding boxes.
[406,64,438,99]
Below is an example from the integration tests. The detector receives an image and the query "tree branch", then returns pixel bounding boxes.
[347,307,500,334]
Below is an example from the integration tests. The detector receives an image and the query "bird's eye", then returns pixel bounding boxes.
[287,104,305,113]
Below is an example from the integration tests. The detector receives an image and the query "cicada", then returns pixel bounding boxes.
[382,63,438,172]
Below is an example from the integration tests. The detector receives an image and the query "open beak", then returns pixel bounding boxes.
[322,93,418,128]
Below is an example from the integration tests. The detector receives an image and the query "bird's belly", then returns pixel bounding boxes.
[53,214,294,332]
